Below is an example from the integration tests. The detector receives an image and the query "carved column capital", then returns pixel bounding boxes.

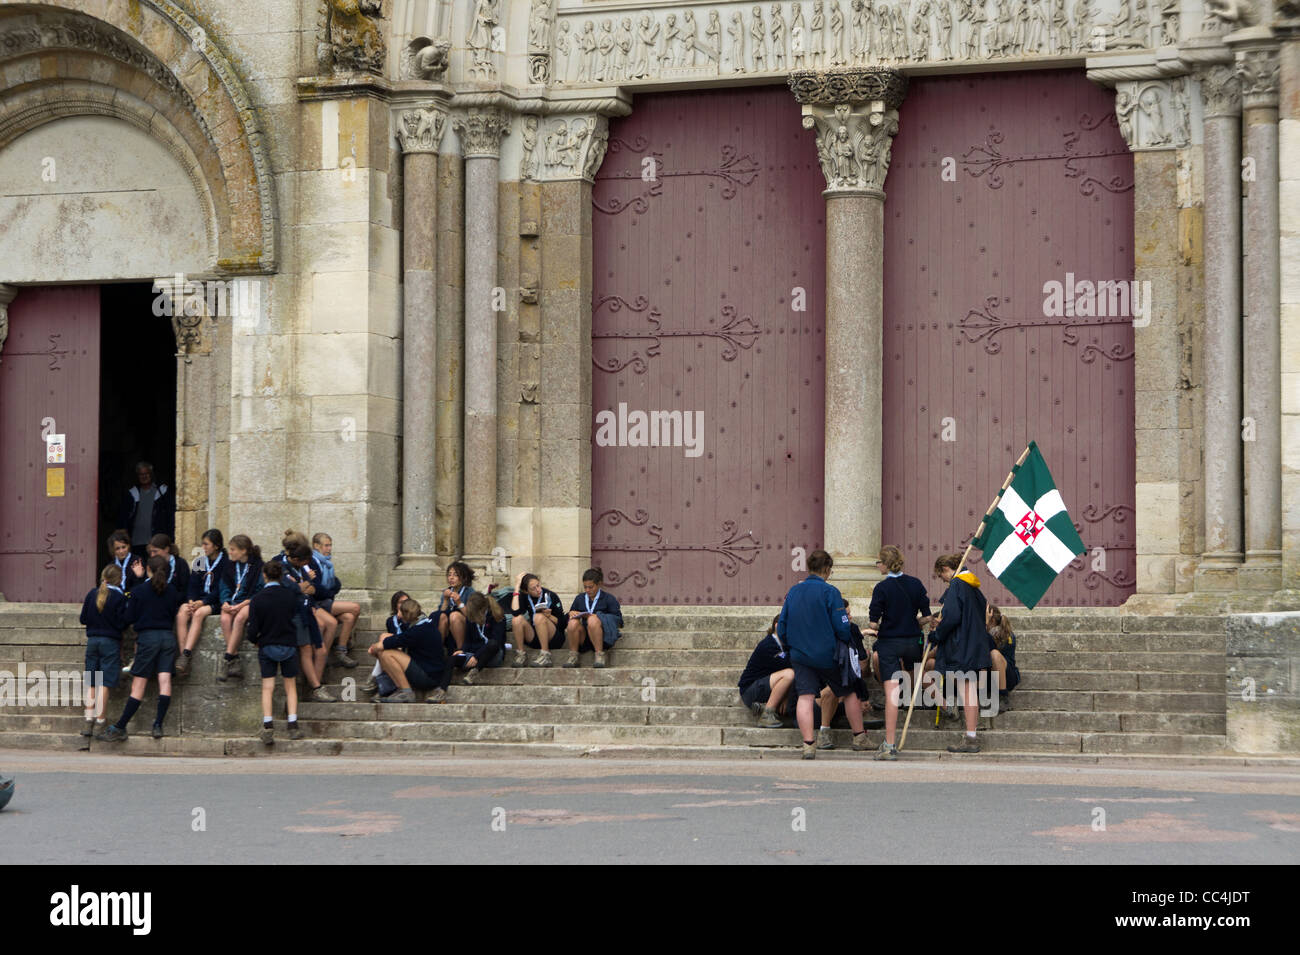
[1199,64,1242,117]
[0,284,16,363]
[788,67,908,110]
[789,69,907,196]
[1113,76,1193,151]
[1236,47,1280,109]
[396,104,449,154]
[453,107,510,159]
[519,113,609,183]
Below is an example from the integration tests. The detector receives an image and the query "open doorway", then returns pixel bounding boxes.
[97,282,177,565]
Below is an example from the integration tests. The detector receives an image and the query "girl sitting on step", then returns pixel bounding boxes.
[509,572,565,668]
[311,532,361,671]
[176,528,226,678]
[369,598,447,703]
[436,561,476,652]
[453,592,507,685]
[986,604,1019,712]
[217,534,264,682]
[363,590,409,696]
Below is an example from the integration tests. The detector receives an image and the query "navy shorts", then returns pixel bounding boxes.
[521,616,566,649]
[739,675,773,709]
[874,636,924,684]
[131,629,177,678]
[84,637,122,689]
[404,661,436,691]
[793,661,852,699]
[574,612,620,651]
[258,645,300,679]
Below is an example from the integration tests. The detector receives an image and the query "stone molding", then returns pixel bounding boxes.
[788,65,908,108]
[453,106,511,158]
[1114,75,1192,149]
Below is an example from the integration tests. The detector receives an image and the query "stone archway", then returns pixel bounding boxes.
[0,0,278,273]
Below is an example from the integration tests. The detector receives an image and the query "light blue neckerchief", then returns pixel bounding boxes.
[202,552,224,594]
[313,550,336,589]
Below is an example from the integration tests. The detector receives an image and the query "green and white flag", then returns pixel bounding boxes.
[971,441,1086,609]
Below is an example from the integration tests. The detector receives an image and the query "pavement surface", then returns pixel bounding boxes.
[3,750,1299,864]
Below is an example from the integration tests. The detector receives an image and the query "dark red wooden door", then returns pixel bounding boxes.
[0,286,101,602]
[592,86,826,605]
[882,70,1136,607]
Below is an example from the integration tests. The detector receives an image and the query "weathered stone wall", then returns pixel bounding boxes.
[1280,38,1300,593]
[1227,611,1300,752]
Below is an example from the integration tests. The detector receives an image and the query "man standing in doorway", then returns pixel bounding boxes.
[119,461,173,559]
[777,549,871,759]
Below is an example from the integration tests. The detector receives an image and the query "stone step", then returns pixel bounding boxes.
[1018,670,1221,692]
[721,725,1229,755]
[1013,650,1224,672]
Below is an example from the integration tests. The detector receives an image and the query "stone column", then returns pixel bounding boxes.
[1236,45,1283,591]
[1196,64,1245,590]
[452,107,510,570]
[395,102,449,573]
[789,68,907,597]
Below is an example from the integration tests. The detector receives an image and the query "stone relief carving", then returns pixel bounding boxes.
[1198,64,1241,116]
[806,99,901,192]
[401,35,451,80]
[317,0,386,75]
[1114,78,1190,150]
[520,114,540,179]
[466,0,500,80]
[452,107,509,158]
[543,1,1161,87]
[527,0,555,84]
[518,114,609,182]
[396,105,448,153]
[1237,48,1280,106]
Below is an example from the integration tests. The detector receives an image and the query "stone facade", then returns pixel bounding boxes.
[0,0,1296,617]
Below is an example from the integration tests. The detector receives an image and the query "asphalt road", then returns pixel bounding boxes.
[2,752,1298,865]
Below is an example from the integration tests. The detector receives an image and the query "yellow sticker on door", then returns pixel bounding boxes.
[46,468,65,497]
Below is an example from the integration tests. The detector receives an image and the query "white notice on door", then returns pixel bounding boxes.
[46,434,66,464]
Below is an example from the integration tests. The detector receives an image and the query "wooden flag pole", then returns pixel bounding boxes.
[898,443,1032,752]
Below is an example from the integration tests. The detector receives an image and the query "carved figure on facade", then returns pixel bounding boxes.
[402,36,451,80]
[466,0,499,79]
[811,0,827,67]
[1072,0,1095,50]
[730,11,747,71]
[913,0,932,60]
[830,1,847,64]
[635,14,660,78]
[771,4,789,67]
[318,0,386,75]
[663,14,681,66]
[682,9,700,65]
[597,19,614,81]
[527,0,555,83]
[964,0,987,57]
[706,10,724,67]
[397,105,447,153]
[935,0,955,59]
[792,2,808,66]
[520,115,540,179]
[1115,79,1190,149]
[752,7,769,69]
[556,20,573,82]
[577,20,596,82]
[1158,0,1178,44]
[615,17,633,79]
[1049,0,1070,53]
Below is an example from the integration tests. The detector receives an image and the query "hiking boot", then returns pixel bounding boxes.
[329,646,354,669]
[757,708,783,729]
[310,685,337,703]
[360,675,378,694]
[947,736,981,754]
[79,721,95,738]
[380,688,416,703]
[998,692,1013,712]
[97,725,127,742]
[817,727,835,750]
[532,650,553,668]
[426,688,447,704]
[561,650,580,668]
[288,722,303,741]
[874,741,899,761]
[151,724,164,739]
[216,656,229,682]
[226,655,243,680]
[260,724,274,745]
[801,741,817,760]
[462,667,480,685]
[78,735,91,751]
[511,649,528,668]
[851,731,872,751]
[939,705,962,725]
[174,652,191,678]
[593,652,607,669]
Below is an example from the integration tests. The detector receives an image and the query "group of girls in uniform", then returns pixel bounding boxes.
[79,527,362,744]
[364,564,624,704]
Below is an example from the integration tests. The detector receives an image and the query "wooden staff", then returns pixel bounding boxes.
[898,443,1031,751]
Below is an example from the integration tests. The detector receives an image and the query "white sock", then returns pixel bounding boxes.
[96,717,106,724]
[371,661,382,677]
[966,730,977,739]
[819,725,829,731]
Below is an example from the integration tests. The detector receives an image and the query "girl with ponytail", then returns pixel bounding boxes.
[78,564,128,747]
